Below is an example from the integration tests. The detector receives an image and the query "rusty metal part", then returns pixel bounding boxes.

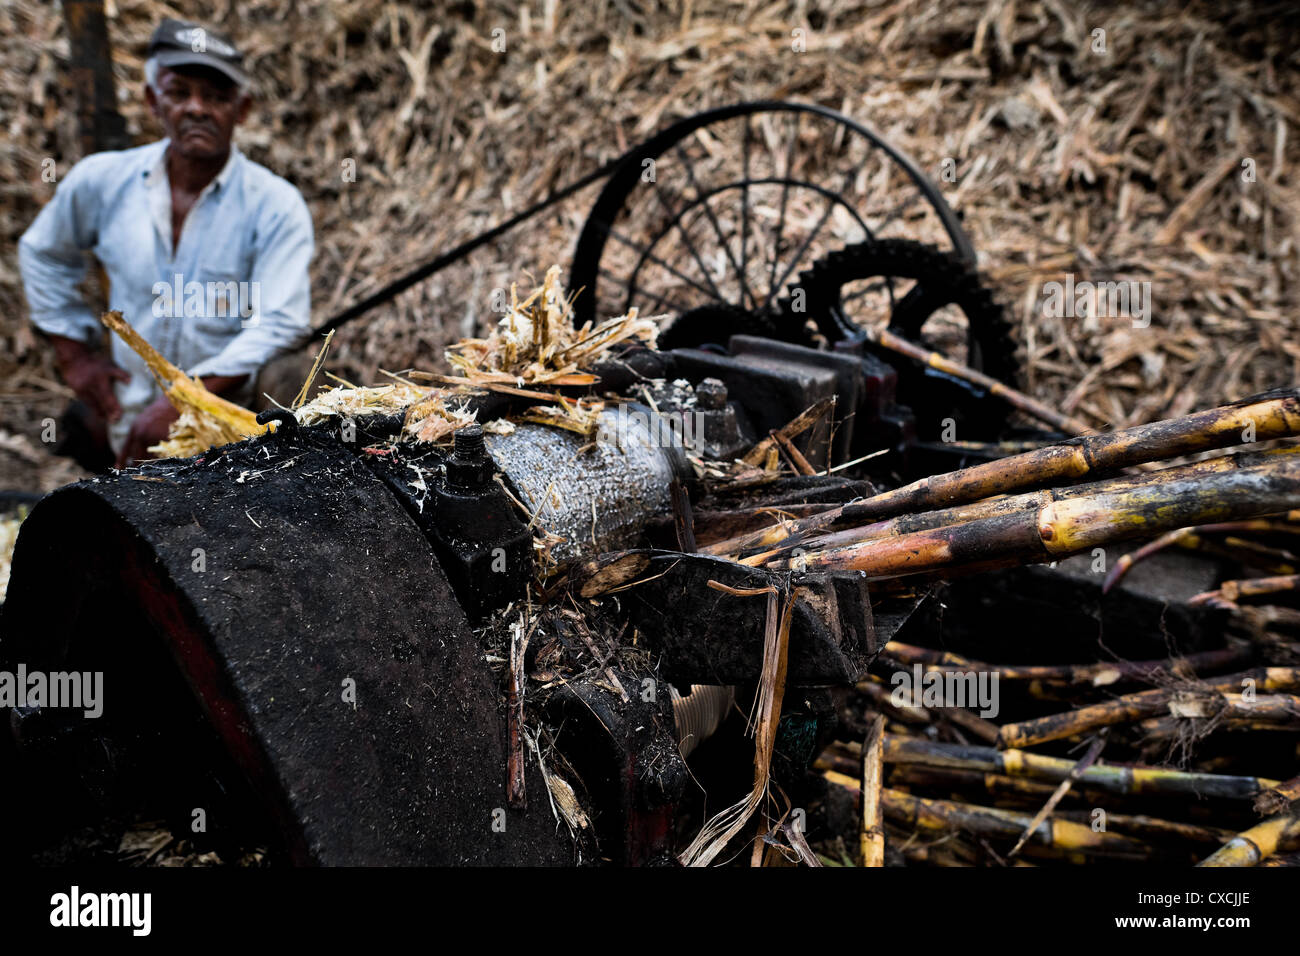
[611,550,881,687]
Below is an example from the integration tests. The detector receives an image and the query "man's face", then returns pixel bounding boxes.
[146,64,250,161]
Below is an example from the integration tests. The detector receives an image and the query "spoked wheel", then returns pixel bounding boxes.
[789,238,1019,440]
[569,101,974,349]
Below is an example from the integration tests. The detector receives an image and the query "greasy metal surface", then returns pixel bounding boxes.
[544,667,686,866]
[485,410,684,564]
[361,438,533,621]
[0,432,575,865]
[672,347,840,468]
[729,335,864,463]
[615,551,877,686]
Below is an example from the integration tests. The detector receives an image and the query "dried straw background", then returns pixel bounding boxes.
[2,0,1298,492]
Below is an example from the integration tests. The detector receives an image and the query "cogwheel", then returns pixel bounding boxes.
[778,238,1018,387]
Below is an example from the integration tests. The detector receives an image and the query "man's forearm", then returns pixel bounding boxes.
[48,332,95,371]
[54,333,244,395]
[199,374,248,397]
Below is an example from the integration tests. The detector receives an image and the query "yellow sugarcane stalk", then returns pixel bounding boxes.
[859,714,886,867]
[742,447,1295,566]
[997,668,1300,749]
[707,389,1300,558]
[1198,809,1300,866]
[101,310,266,453]
[763,451,1300,580]
[879,734,1279,798]
[823,770,1151,857]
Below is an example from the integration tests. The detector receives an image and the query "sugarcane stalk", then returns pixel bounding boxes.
[859,714,886,867]
[855,679,932,727]
[707,390,1300,557]
[1143,716,1300,739]
[881,734,1280,799]
[772,429,817,475]
[1199,809,1300,866]
[741,449,1291,565]
[101,310,266,439]
[1007,733,1108,858]
[859,675,1000,743]
[1165,692,1300,723]
[884,763,1065,801]
[740,397,834,466]
[814,750,861,777]
[844,387,1300,524]
[1053,810,1236,846]
[766,452,1300,579]
[824,742,1067,804]
[1014,844,1092,865]
[882,641,1251,688]
[1192,574,1300,608]
[823,771,1152,857]
[692,503,838,550]
[882,642,977,669]
[1140,714,1300,741]
[1236,604,1300,636]
[1256,774,1300,815]
[867,326,1095,435]
[997,668,1300,748]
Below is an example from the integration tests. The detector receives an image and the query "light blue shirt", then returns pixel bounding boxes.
[18,139,313,453]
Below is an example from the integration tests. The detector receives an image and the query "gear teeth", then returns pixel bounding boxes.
[776,238,1017,387]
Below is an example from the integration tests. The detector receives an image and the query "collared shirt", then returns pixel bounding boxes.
[18,139,314,454]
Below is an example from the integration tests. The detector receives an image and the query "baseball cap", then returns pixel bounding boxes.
[147,18,248,88]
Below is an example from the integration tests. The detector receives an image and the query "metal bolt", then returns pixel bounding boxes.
[453,424,486,460]
[696,378,727,411]
[447,424,491,490]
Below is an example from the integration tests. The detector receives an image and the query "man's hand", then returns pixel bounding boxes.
[114,375,244,468]
[116,394,179,468]
[52,335,130,422]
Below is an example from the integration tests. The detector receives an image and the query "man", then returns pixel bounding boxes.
[19,18,313,468]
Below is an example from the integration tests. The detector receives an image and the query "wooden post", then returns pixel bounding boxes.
[62,0,130,157]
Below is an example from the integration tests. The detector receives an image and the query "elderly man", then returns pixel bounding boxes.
[19,18,313,467]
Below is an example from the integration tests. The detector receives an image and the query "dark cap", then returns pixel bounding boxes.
[147,18,247,87]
